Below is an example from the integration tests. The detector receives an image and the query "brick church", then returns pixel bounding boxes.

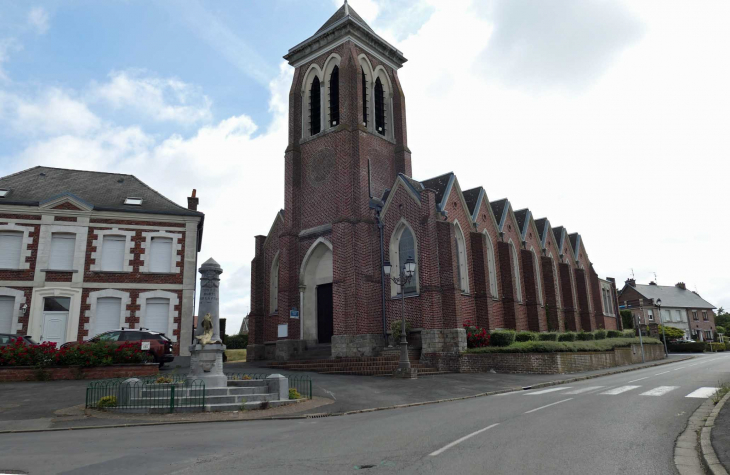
[247,2,621,361]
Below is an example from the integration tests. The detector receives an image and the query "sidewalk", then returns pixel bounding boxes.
[0,354,691,432]
[712,393,730,472]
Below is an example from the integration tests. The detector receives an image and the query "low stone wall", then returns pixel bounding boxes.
[0,364,159,382]
[422,344,665,375]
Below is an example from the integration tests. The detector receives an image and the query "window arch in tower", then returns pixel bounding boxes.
[329,65,339,127]
[310,76,321,136]
[374,77,385,136]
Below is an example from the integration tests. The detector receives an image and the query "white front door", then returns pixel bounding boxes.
[42,312,68,344]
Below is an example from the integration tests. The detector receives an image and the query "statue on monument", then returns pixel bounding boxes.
[195,313,221,347]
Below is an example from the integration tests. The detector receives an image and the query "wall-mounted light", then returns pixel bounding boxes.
[20,303,28,315]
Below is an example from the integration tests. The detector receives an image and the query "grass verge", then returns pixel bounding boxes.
[464,337,662,354]
[225,349,248,362]
[711,382,730,404]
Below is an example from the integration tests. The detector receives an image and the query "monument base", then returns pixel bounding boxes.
[393,367,418,379]
[187,343,227,388]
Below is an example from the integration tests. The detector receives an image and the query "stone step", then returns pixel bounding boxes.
[205,400,294,412]
[129,392,276,406]
[227,380,268,388]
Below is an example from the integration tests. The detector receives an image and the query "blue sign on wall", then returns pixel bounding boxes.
[290,308,299,319]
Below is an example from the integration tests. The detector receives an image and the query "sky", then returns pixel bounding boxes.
[1,0,728,333]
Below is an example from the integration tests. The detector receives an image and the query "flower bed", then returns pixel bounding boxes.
[0,364,159,382]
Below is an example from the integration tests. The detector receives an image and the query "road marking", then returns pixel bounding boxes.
[640,386,679,396]
[525,387,572,395]
[685,387,719,399]
[524,398,573,414]
[600,385,641,395]
[429,423,500,456]
[654,371,671,376]
[564,386,604,395]
[628,377,650,383]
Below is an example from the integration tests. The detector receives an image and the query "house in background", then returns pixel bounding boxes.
[0,166,204,356]
[618,279,717,341]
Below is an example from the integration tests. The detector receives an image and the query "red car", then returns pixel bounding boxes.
[62,328,174,368]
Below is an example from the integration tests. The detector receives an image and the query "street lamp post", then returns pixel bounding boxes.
[657,299,669,357]
[384,256,416,378]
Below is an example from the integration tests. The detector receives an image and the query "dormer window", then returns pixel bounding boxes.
[124,197,143,206]
[0,189,8,198]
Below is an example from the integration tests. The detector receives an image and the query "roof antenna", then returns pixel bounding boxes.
[653,272,657,283]
[630,268,635,279]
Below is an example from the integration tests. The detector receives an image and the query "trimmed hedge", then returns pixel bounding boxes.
[490,330,516,347]
[515,331,538,342]
[594,330,607,340]
[538,332,558,342]
[223,334,248,349]
[667,342,705,353]
[707,343,726,352]
[558,332,576,342]
[576,332,595,341]
[622,329,636,338]
[465,337,661,354]
[606,330,622,339]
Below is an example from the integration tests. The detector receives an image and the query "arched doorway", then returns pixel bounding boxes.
[300,238,333,345]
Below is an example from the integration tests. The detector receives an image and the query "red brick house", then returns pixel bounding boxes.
[247,4,620,361]
[0,166,203,356]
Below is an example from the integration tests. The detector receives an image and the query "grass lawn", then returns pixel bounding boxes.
[225,349,247,362]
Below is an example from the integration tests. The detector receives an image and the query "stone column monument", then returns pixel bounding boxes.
[187,258,227,388]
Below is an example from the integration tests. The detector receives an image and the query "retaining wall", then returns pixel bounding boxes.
[0,364,159,382]
[422,344,665,374]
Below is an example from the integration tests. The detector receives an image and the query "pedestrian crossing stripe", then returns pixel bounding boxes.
[599,385,641,395]
[525,387,572,395]
[564,386,604,395]
[685,387,719,398]
[639,386,679,396]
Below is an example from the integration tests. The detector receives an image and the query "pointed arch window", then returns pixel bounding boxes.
[310,76,321,135]
[454,223,469,293]
[550,252,561,309]
[531,247,543,304]
[361,68,368,127]
[484,231,498,298]
[509,241,522,302]
[329,65,339,127]
[270,253,280,314]
[398,227,417,295]
[374,77,385,136]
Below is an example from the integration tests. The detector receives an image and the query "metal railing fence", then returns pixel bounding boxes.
[86,379,205,412]
[225,372,312,399]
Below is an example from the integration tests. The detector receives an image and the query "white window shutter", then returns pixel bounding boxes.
[0,232,23,269]
[49,233,76,270]
[101,236,125,271]
[94,297,122,336]
[145,298,169,334]
[150,237,172,273]
[0,296,14,333]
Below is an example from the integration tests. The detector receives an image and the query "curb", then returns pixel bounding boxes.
[0,355,693,434]
[701,391,730,475]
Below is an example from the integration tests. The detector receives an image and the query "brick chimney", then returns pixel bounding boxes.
[626,278,636,287]
[676,282,686,290]
[649,281,657,286]
[187,189,199,211]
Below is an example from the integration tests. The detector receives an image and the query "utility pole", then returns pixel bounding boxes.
[637,300,646,363]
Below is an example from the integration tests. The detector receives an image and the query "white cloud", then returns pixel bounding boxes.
[9,88,100,136]
[0,38,20,81]
[27,7,50,35]
[90,70,213,125]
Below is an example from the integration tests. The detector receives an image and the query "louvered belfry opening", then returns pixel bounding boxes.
[361,68,368,126]
[374,77,385,136]
[329,65,339,127]
[310,76,321,135]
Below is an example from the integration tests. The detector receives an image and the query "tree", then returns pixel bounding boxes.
[717,326,726,335]
[715,312,730,330]
[658,325,686,341]
[620,310,634,329]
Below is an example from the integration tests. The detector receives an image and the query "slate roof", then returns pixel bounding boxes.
[514,209,529,236]
[569,233,580,255]
[400,174,424,194]
[552,226,565,248]
[316,2,375,35]
[462,188,482,216]
[0,166,202,217]
[421,172,453,210]
[631,284,716,309]
[490,199,508,228]
[534,218,548,243]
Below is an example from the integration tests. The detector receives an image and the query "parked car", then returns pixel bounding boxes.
[0,334,37,347]
[62,328,174,368]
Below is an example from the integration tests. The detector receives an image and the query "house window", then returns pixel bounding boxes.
[329,65,339,126]
[509,241,522,303]
[361,68,368,126]
[94,297,122,337]
[0,189,8,198]
[693,310,699,321]
[270,253,279,314]
[0,231,23,269]
[374,77,385,136]
[674,309,683,322]
[484,231,498,298]
[703,311,708,321]
[124,197,143,206]
[705,330,713,340]
[0,296,14,333]
[149,237,173,273]
[454,223,469,293]
[310,76,321,135]
[100,235,126,271]
[48,233,76,270]
[144,298,170,334]
[647,310,654,321]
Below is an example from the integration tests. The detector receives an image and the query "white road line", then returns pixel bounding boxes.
[640,386,679,396]
[600,385,641,395]
[524,387,572,395]
[654,371,671,376]
[628,377,650,383]
[429,423,500,456]
[685,387,719,399]
[524,398,573,414]
[564,386,604,395]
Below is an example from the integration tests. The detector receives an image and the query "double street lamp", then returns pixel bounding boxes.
[384,255,416,375]
[656,299,669,357]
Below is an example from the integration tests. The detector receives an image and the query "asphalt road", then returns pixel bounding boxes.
[1,353,728,475]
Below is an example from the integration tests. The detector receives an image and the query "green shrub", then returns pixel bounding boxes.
[97,396,117,409]
[465,337,662,354]
[707,343,726,352]
[391,320,412,342]
[606,330,621,339]
[223,334,248,349]
[667,342,705,353]
[622,329,636,338]
[576,332,594,341]
[289,388,302,399]
[594,330,607,340]
[515,331,538,342]
[489,330,516,347]
[558,332,576,342]
[538,332,558,342]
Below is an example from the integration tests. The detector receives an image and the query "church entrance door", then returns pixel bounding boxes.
[316,283,333,344]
